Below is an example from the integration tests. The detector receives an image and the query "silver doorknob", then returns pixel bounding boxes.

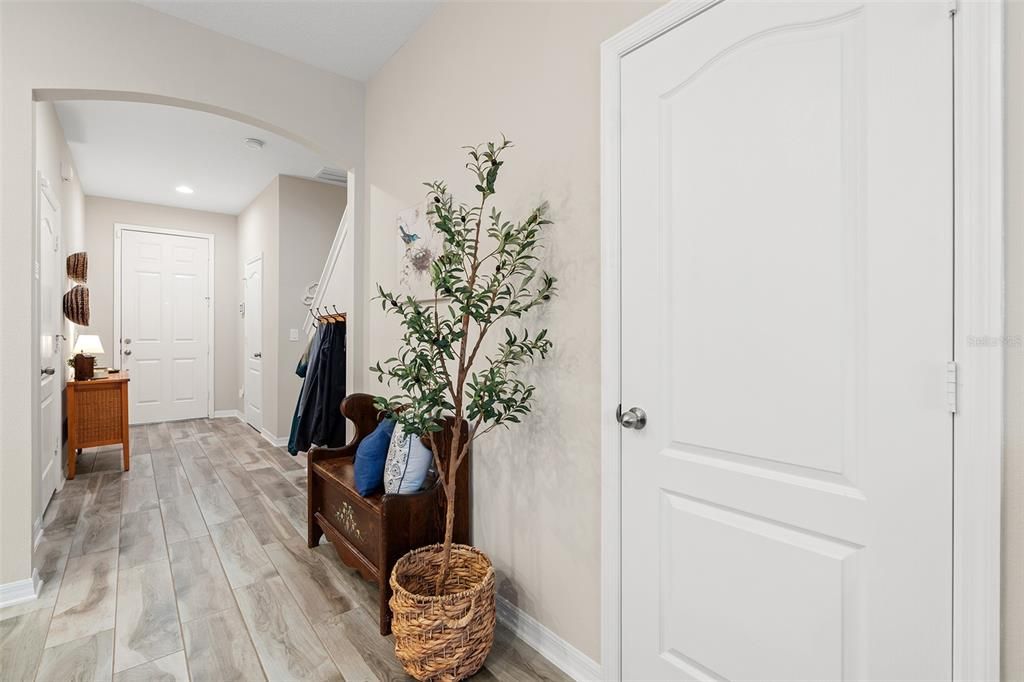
[123,338,132,345]
[41,367,55,376]
[254,352,262,358]
[123,349,132,356]
[617,406,647,430]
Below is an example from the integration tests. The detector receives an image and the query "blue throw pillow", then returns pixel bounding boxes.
[353,418,395,496]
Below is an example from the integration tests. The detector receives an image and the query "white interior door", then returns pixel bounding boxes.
[244,257,263,431]
[37,175,62,511]
[121,229,210,424]
[619,2,952,680]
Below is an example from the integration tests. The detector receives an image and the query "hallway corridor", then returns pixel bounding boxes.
[0,418,567,681]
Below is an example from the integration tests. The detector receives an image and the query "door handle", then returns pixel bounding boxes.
[617,406,647,430]
[123,337,132,345]
[123,349,132,356]
[41,367,55,376]
[254,352,262,358]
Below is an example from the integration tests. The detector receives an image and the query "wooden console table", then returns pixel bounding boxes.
[66,372,130,479]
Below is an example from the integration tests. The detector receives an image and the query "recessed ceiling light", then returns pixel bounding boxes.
[243,138,265,151]
[176,185,194,194]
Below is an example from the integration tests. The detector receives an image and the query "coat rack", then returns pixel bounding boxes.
[312,305,347,324]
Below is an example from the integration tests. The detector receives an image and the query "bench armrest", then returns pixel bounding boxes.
[307,393,383,465]
[307,443,357,465]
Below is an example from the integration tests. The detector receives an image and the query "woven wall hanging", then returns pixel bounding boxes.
[63,285,90,326]
[66,252,88,283]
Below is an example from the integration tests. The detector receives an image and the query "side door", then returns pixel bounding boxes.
[618,2,953,679]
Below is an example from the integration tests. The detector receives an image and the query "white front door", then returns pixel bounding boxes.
[120,229,210,424]
[37,174,62,511]
[619,2,952,680]
[244,257,263,431]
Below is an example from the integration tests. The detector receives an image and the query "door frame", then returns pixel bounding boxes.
[112,222,216,419]
[598,2,1005,680]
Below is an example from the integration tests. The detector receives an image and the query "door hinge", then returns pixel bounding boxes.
[946,361,958,414]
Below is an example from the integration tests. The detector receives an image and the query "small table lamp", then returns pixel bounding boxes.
[72,334,104,381]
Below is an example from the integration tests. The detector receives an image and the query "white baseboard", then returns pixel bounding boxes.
[496,595,601,682]
[260,429,288,448]
[213,409,242,420]
[0,570,40,609]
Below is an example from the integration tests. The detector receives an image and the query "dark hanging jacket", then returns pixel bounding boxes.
[292,321,347,454]
[286,330,318,455]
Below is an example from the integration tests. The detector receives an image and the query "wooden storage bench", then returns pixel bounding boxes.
[307,393,470,635]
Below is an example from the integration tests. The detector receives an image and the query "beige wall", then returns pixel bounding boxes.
[277,176,347,436]
[312,185,355,399]
[238,176,345,439]
[365,1,658,660]
[365,1,1024,666]
[82,197,240,413]
[32,101,85,530]
[0,0,364,587]
[1005,3,1023,679]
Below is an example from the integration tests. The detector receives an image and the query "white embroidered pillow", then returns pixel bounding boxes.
[384,422,433,494]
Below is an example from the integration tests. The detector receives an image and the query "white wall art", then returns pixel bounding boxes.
[396,204,442,300]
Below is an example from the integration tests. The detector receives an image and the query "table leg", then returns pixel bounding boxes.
[67,392,77,480]
[121,382,130,472]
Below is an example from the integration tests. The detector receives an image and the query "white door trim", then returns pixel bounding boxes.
[950,2,1005,678]
[598,2,1004,681]
[113,222,216,419]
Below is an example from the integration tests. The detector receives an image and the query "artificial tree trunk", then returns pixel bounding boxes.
[434,420,469,594]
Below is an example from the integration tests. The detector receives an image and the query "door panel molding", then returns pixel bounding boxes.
[113,223,215,420]
[599,1,1004,680]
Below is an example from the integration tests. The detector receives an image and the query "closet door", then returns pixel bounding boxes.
[38,174,61,508]
[244,256,263,432]
[618,2,953,679]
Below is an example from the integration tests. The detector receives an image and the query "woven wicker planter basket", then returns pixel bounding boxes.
[389,544,496,681]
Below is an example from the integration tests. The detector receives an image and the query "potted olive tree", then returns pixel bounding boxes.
[372,137,556,680]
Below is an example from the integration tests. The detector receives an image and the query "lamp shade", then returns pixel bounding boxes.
[72,334,104,356]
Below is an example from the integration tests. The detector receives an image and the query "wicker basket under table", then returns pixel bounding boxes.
[66,372,130,478]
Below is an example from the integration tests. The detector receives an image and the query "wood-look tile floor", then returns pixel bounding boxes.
[0,418,569,682]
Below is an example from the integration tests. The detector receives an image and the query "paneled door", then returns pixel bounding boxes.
[37,174,62,511]
[619,2,953,680]
[120,228,211,424]
[244,257,263,432]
